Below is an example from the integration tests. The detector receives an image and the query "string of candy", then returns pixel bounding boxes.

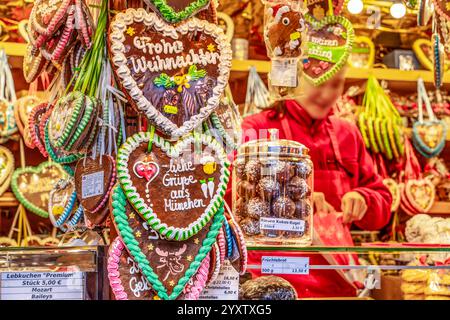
[112,185,224,300]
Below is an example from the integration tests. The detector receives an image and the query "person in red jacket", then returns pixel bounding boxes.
[237,67,393,298]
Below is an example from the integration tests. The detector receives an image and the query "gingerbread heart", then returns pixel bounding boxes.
[108,237,158,300]
[306,0,347,21]
[117,131,230,241]
[111,185,224,300]
[29,0,73,38]
[0,237,18,247]
[74,155,116,214]
[0,146,14,191]
[348,36,375,69]
[405,179,435,213]
[11,161,68,218]
[14,95,41,140]
[413,120,447,157]
[0,99,18,139]
[23,44,50,84]
[48,178,76,229]
[210,99,241,151]
[144,0,211,23]
[304,15,354,86]
[109,8,232,138]
[413,38,434,71]
[29,102,50,157]
[432,0,450,22]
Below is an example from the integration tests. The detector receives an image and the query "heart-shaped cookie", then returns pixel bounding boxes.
[29,102,50,157]
[413,120,448,157]
[48,178,77,229]
[405,179,436,213]
[348,36,375,69]
[111,185,224,300]
[432,0,450,22]
[29,0,73,38]
[11,161,68,218]
[383,178,401,212]
[108,237,158,300]
[23,44,50,84]
[75,155,116,214]
[117,131,229,241]
[0,237,18,247]
[304,15,354,86]
[0,99,18,139]
[210,99,241,151]
[413,38,434,71]
[109,8,232,138]
[0,146,14,191]
[144,0,211,23]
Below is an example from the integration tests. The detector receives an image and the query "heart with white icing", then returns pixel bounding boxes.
[117,131,230,241]
[111,185,222,300]
[405,179,435,213]
[413,120,448,157]
[109,8,232,138]
[304,15,354,86]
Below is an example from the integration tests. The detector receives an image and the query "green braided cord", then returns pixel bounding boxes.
[65,95,95,150]
[210,112,237,150]
[381,119,393,160]
[304,15,355,86]
[116,131,230,241]
[44,122,83,164]
[112,185,224,300]
[11,162,68,218]
[62,165,74,176]
[51,91,84,148]
[150,0,210,23]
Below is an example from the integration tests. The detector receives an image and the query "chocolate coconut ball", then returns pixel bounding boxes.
[240,217,260,236]
[257,177,280,201]
[246,197,270,219]
[294,200,312,219]
[235,159,246,179]
[237,180,257,199]
[244,159,261,182]
[273,161,295,184]
[272,196,296,218]
[287,176,310,201]
[296,161,312,178]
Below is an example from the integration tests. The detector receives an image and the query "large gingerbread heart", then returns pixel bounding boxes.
[109,8,232,138]
[117,131,229,241]
[11,161,68,218]
[303,15,354,86]
[144,0,211,23]
[413,120,447,156]
[405,179,435,213]
[111,185,224,300]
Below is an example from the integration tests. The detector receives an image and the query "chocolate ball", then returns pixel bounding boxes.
[272,196,296,218]
[237,180,256,199]
[287,176,310,201]
[244,159,261,182]
[294,200,312,219]
[235,159,246,179]
[240,218,260,236]
[296,161,312,178]
[274,161,295,184]
[235,198,247,218]
[257,177,280,201]
[246,197,270,219]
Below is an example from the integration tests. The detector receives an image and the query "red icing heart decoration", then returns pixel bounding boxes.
[134,161,160,183]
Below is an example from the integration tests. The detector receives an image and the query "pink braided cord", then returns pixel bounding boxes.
[183,253,211,300]
[107,237,128,300]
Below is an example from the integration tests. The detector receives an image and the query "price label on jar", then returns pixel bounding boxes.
[199,260,239,300]
[260,217,305,232]
[0,272,85,300]
[261,256,309,275]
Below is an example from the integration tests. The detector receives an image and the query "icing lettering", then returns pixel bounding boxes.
[127,257,152,298]
[308,47,332,61]
[310,36,338,47]
[133,37,183,55]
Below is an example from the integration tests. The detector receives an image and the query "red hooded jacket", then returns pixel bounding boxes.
[232,100,392,298]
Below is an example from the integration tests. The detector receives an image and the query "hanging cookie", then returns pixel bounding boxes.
[109,8,232,138]
[305,0,348,21]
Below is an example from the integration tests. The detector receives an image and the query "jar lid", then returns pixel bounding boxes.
[237,128,309,158]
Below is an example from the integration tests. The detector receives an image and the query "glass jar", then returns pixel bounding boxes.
[233,129,313,246]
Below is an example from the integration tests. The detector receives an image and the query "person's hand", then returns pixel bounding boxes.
[313,192,336,214]
[341,191,368,224]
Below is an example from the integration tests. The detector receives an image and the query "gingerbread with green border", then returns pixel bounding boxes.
[144,0,211,23]
[117,131,230,241]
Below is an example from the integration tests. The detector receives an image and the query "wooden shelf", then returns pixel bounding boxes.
[428,201,450,215]
[0,192,18,207]
[230,59,450,86]
[0,42,26,57]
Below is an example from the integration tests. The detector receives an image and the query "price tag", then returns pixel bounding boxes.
[81,171,104,199]
[199,260,239,300]
[260,217,305,232]
[270,58,299,88]
[0,272,85,300]
[261,256,309,275]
